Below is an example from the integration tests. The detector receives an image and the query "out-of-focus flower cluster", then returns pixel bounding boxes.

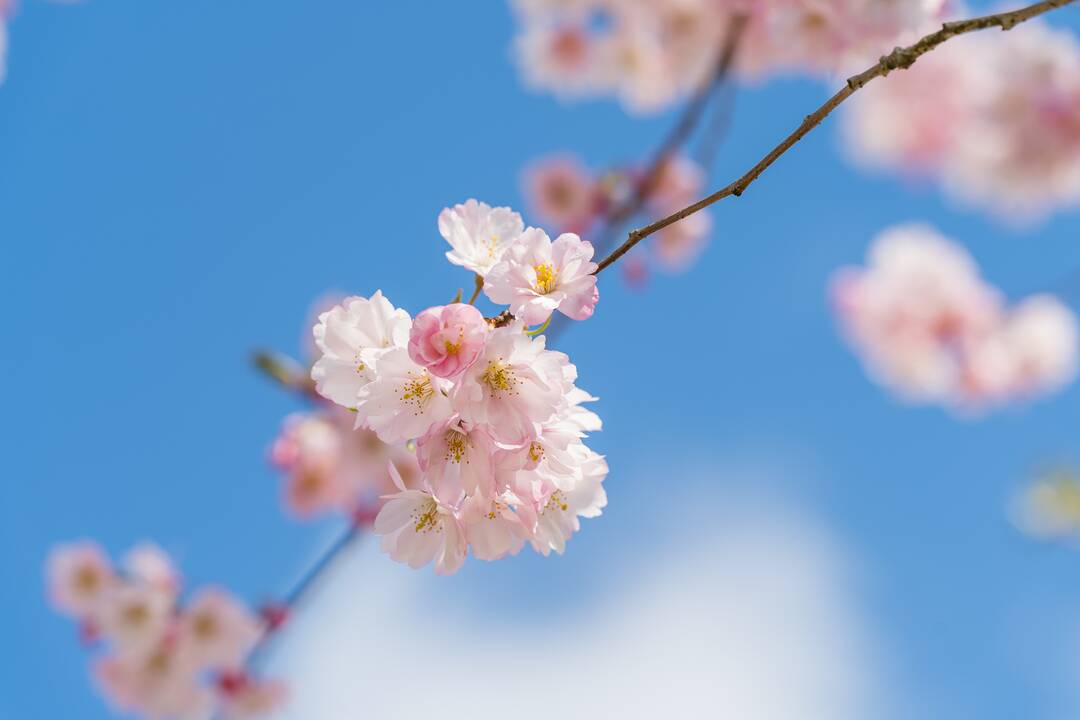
[845,21,1080,221]
[309,199,607,575]
[513,0,945,113]
[47,541,284,719]
[525,152,712,281]
[831,223,1079,411]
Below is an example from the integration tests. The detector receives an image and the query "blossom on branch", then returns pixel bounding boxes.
[308,202,608,573]
[845,21,1080,221]
[47,542,283,719]
[831,223,1079,412]
[439,199,525,277]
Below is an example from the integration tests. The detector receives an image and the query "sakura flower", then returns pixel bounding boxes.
[459,493,527,561]
[484,228,599,324]
[275,412,350,517]
[177,589,261,671]
[524,154,597,231]
[453,323,574,443]
[97,582,175,657]
[515,22,599,100]
[310,290,411,409]
[123,543,181,597]
[408,303,489,379]
[523,445,608,556]
[94,642,211,720]
[373,465,466,575]
[438,199,525,277]
[47,540,116,620]
[354,347,454,444]
[416,417,496,499]
[217,673,288,720]
[832,223,1078,411]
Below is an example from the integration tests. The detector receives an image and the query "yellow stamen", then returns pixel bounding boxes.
[533,263,557,295]
[481,360,517,395]
[412,498,441,534]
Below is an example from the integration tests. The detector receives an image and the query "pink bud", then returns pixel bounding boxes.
[407,303,489,378]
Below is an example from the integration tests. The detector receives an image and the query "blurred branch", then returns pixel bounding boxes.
[594,0,1079,275]
[252,349,317,396]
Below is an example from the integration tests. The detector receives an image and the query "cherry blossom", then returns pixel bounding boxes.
[438,199,525,277]
[48,543,283,720]
[310,290,411,409]
[354,347,454,443]
[307,202,607,573]
[408,303,489,379]
[845,21,1080,221]
[47,540,116,619]
[524,153,598,231]
[831,223,1079,411]
[271,409,420,519]
[484,228,599,324]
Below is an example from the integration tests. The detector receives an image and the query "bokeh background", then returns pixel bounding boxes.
[4,1,1080,718]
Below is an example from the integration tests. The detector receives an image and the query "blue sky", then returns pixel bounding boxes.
[4,1,1080,718]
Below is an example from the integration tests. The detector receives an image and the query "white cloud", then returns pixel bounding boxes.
[264,488,892,720]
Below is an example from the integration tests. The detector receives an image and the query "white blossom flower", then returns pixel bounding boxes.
[354,348,454,444]
[311,291,411,409]
[438,199,525,277]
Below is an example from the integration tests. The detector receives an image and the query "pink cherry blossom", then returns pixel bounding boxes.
[452,323,575,444]
[484,228,599,324]
[95,643,212,720]
[354,347,454,443]
[408,303,489,379]
[47,540,117,619]
[524,154,597,231]
[97,582,176,657]
[271,409,421,518]
[844,21,1080,221]
[123,543,181,597]
[459,493,528,561]
[374,465,467,575]
[416,417,496,499]
[177,588,261,671]
[217,674,288,719]
[832,223,1079,411]
[438,199,525,277]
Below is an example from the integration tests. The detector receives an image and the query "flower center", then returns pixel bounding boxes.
[481,360,517,396]
[411,498,441,534]
[528,442,545,463]
[487,234,501,259]
[533,264,557,295]
[75,567,100,593]
[192,612,218,639]
[444,430,467,464]
[401,372,434,410]
[544,490,569,514]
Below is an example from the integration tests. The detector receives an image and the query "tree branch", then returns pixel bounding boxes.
[594,0,1078,275]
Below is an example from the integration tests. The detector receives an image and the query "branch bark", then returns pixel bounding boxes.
[594,0,1078,275]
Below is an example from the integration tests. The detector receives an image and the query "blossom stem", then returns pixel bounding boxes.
[593,0,1079,275]
[525,317,551,336]
[467,274,484,305]
[252,350,317,397]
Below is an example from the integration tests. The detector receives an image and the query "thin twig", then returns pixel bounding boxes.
[467,274,484,305]
[595,14,748,250]
[594,0,1078,275]
[252,350,317,396]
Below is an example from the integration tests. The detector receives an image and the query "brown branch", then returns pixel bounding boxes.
[594,0,1078,275]
[599,14,748,235]
[252,350,318,397]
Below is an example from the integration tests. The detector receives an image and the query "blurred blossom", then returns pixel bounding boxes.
[648,155,713,272]
[47,543,282,719]
[1012,469,1080,541]
[511,0,945,113]
[524,154,598,231]
[845,22,1080,221]
[270,409,419,519]
[831,223,1079,411]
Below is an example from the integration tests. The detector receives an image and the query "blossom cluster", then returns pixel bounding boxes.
[844,21,1080,220]
[513,0,944,113]
[270,408,420,520]
[831,224,1079,411]
[310,199,607,574]
[47,541,284,719]
[525,152,712,279]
